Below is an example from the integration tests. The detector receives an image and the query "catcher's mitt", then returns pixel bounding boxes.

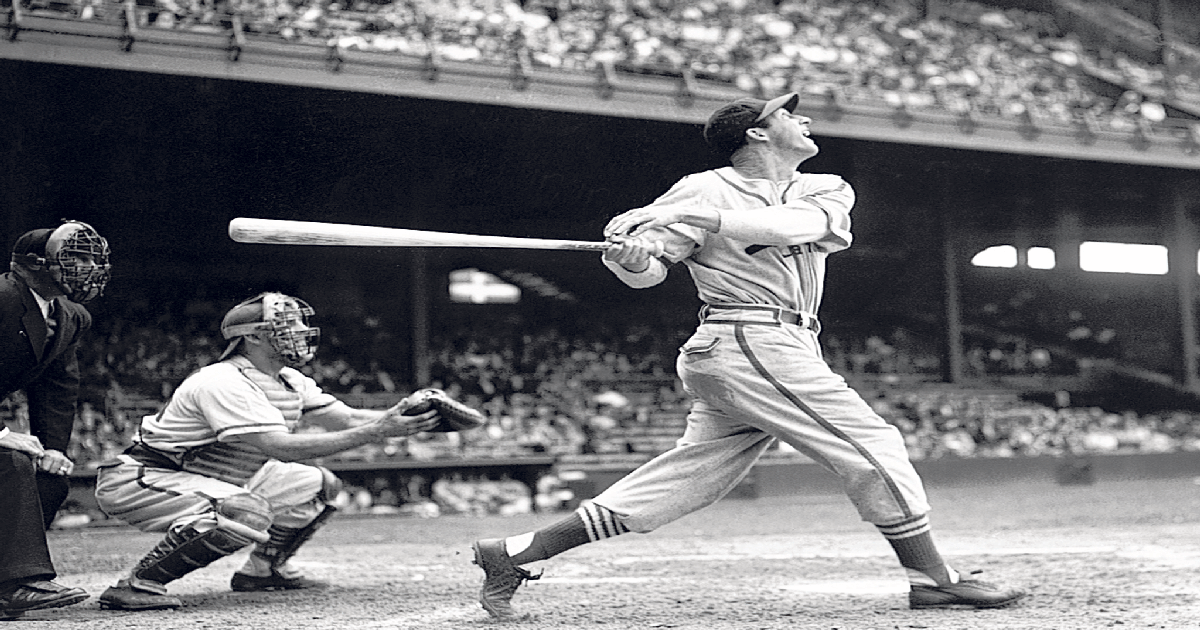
[403,388,486,433]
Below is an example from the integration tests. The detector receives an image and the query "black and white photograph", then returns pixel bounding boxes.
[1,0,1199,628]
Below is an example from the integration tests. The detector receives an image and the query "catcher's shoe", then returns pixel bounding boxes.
[230,570,324,592]
[98,579,182,611]
[909,573,1026,609]
[472,538,541,619]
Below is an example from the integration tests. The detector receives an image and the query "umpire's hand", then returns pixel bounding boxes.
[0,431,45,458]
[37,448,74,476]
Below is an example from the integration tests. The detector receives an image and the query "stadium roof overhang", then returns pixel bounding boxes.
[4,10,1200,171]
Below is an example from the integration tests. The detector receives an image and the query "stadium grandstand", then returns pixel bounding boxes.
[2,0,1200,521]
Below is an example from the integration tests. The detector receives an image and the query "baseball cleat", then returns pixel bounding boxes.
[909,573,1026,609]
[230,570,324,592]
[98,580,182,611]
[472,538,541,619]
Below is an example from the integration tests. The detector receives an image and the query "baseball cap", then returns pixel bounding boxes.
[10,228,54,263]
[216,297,265,361]
[702,92,801,158]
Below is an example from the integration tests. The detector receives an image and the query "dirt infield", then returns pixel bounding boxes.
[29,476,1200,629]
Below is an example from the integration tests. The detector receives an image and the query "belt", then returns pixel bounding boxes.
[698,303,821,333]
[124,442,182,471]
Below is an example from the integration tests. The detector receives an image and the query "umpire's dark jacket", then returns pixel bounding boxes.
[0,270,91,458]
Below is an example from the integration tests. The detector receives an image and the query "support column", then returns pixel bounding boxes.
[940,174,963,384]
[1169,176,1200,391]
[410,248,431,388]
[1054,211,1083,272]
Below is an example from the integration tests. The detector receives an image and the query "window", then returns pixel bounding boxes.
[1027,247,1055,269]
[971,243,1173,274]
[448,268,521,304]
[1079,242,1167,275]
[971,245,1017,268]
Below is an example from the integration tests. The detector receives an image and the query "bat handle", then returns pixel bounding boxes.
[602,240,665,257]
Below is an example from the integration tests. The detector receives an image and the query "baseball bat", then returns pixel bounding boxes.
[228,218,664,256]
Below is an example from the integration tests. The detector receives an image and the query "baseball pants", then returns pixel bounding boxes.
[591,312,930,533]
[95,456,328,533]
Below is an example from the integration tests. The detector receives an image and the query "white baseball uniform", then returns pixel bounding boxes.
[95,355,350,533]
[593,166,931,532]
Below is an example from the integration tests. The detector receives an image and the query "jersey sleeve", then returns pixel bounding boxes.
[641,175,710,257]
[794,175,854,253]
[714,174,854,253]
[282,368,355,425]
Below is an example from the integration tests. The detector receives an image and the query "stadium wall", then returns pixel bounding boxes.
[563,451,1200,502]
[63,450,1200,520]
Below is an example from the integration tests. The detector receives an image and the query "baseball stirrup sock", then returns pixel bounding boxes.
[877,515,956,586]
[506,502,629,565]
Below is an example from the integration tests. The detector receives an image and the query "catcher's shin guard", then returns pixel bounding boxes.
[252,504,338,570]
[251,468,342,569]
[132,494,272,586]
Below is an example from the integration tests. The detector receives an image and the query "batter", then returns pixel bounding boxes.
[470,93,1026,619]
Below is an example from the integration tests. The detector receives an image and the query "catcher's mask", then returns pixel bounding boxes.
[10,220,112,303]
[218,292,320,367]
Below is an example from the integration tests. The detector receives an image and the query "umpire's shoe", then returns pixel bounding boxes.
[472,538,541,619]
[909,572,1026,609]
[98,578,182,611]
[0,579,88,618]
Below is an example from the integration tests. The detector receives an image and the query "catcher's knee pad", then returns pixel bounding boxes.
[216,492,273,540]
[253,504,338,569]
[316,466,343,504]
[129,493,272,586]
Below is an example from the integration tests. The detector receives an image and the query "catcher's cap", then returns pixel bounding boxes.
[216,296,266,361]
[703,92,800,159]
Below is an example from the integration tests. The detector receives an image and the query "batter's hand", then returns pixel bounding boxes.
[604,235,659,271]
[0,431,44,459]
[604,206,689,239]
[37,449,74,476]
[374,397,442,438]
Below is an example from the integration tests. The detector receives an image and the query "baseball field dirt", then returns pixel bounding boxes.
[27,475,1200,629]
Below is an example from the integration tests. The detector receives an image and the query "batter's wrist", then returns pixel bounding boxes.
[622,260,651,273]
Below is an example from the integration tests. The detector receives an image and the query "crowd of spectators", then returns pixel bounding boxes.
[13,0,1200,136]
[865,386,1200,461]
[0,296,1195,473]
[5,297,1200,521]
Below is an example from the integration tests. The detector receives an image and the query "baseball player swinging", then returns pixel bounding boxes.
[470,93,1026,619]
[94,292,446,610]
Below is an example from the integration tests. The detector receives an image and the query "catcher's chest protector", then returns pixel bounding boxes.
[181,365,308,485]
[240,366,307,426]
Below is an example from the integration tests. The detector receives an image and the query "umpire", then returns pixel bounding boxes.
[1,220,111,528]
[1,220,110,619]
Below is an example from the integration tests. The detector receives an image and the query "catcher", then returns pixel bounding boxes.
[94,292,481,611]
